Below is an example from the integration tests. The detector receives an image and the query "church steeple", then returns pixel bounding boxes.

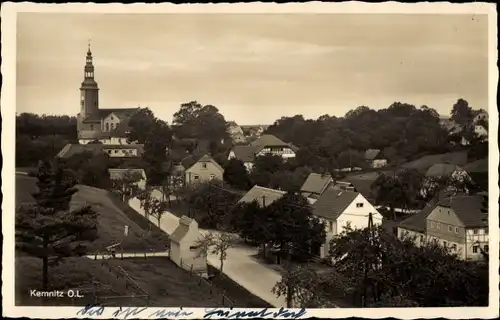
[80,40,99,118]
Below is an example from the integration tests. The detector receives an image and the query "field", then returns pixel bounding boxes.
[15,174,270,307]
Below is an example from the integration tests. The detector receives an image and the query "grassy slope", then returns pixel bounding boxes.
[16,175,169,252]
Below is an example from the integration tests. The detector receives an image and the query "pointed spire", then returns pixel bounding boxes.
[87,38,92,55]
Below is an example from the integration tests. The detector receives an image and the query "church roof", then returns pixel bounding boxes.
[98,108,139,119]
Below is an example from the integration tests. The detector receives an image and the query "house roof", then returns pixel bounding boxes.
[288,143,300,153]
[312,189,359,221]
[231,145,255,162]
[108,168,146,180]
[185,154,224,173]
[400,195,488,233]
[402,151,468,172]
[365,149,382,160]
[170,216,195,243]
[98,108,139,119]
[438,195,488,228]
[250,134,290,153]
[425,163,464,177]
[56,143,105,158]
[238,185,286,207]
[464,158,488,173]
[300,173,333,195]
[398,204,435,233]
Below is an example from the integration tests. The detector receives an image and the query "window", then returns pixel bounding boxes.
[451,244,457,251]
[90,124,94,130]
[111,123,115,130]
[454,227,459,234]
[473,229,478,235]
[201,163,207,169]
[194,175,199,180]
[436,223,440,229]
[356,203,364,208]
[472,246,478,253]
[431,221,436,228]
[189,246,198,250]
[329,221,333,232]
[419,235,424,243]
[485,228,489,235]
[484,245,489,253]
[110,116,114,120]
[210,174,215,180]
[105,123,109,131]
[448,225,452,232]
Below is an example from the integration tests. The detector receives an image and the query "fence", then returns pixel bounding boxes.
[180,261,235,308]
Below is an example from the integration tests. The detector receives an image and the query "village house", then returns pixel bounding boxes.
[227,134,298,170]
[473,110,488,123]
[56,143,144,159]
[312,189,383,258]
[398,193,489,261]
[227,121,247,144]
[184,154,224,185]
[365,149,388,168]
[169,216,208,276]
[108,168,147,191]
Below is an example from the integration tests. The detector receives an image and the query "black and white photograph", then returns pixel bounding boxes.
[2,2,498,319]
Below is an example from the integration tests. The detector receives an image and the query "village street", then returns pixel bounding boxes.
[128,197,287,308]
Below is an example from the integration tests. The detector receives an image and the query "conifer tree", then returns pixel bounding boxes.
[16,160,98,290]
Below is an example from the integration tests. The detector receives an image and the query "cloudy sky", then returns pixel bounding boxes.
[17,13,489,124]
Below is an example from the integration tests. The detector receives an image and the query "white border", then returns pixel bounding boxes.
[2,2,498,319]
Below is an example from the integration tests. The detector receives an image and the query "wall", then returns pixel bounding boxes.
[336,194,383,235]
[185,161,223,184]
[318,218,337,259]
[104,148,139,158]
[102,113,122,132]
[465,228,489,261]
[178,222,208,272]
[426,206,466,244]
[79,137,131,145]
[372,159,388,168]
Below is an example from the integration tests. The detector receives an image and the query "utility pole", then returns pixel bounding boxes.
[363,212,374,307]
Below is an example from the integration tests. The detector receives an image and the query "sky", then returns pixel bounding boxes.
[16,13,489,125]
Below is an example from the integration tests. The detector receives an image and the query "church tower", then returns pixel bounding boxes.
[79,41,99,118]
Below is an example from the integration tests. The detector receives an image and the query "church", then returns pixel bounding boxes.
[77,43,139,145]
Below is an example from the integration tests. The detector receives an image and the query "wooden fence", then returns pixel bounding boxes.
[180,261,235,308]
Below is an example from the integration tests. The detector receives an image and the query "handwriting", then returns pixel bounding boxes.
[204,307,307,319]
[76,304,105,317]
[112,307,148,319]
[149,309,194,318]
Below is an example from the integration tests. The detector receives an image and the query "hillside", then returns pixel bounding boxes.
[15,174,169,253]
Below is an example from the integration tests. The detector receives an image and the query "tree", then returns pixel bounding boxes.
[63,152,113,189]
[111,170,143,202]
[328,224,488,307]
[250,154,285,188]
[195,231,236,276]
[138,187,154,220]
[127,107,157,144]
[16,160,98,290]
[142,119,173,186]
[230,200,265,242]
[149,197,169,227]
[223,159,252,190]
[450,98,473,128]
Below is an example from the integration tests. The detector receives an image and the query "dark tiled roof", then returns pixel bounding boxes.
[402,151,468,172]
[231,145,255,162]
[342,177,376,201]
[300,173,333,195]
[438,195,488,228]
[56,143,105,158]
[425,164,463,177]
[463,158,488,173]
[312,189,359,220]
[170,216,194,242]
[182,153,224,173]
[238,185,286,207]
[250,134,290,153]
[181,155,197,170]
[365,149,382,160]
[197,154,224,172]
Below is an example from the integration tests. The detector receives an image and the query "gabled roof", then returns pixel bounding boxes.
[312,189,359,221]
[438,195,488,228]
[250,134,290,153]
[402,151,468,172]
[425,163,464,177]
[230,145,255,162]
[56,143,105,158]
[238,185,286,207]
[399,195,488,232]
[300,173,333,196]
[170,216,195,243]
[185,154,224,173]
[463,158,488,173]
[98,108,139,119]
[365,149,382,160]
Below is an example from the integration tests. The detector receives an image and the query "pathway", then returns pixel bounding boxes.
[128,197,286,308]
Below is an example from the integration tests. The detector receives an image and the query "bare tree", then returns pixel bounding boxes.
[149,198,168,227]
[112,170,143,202]
[195,231,235,276]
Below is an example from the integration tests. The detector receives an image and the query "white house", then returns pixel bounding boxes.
[398,193,488,261]
[473,110,488,124]
[169,216,208,276]
[227,146,256,172]
[311,189,383,258]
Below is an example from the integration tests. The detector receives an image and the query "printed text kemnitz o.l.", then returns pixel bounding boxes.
[30,289,84,298]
